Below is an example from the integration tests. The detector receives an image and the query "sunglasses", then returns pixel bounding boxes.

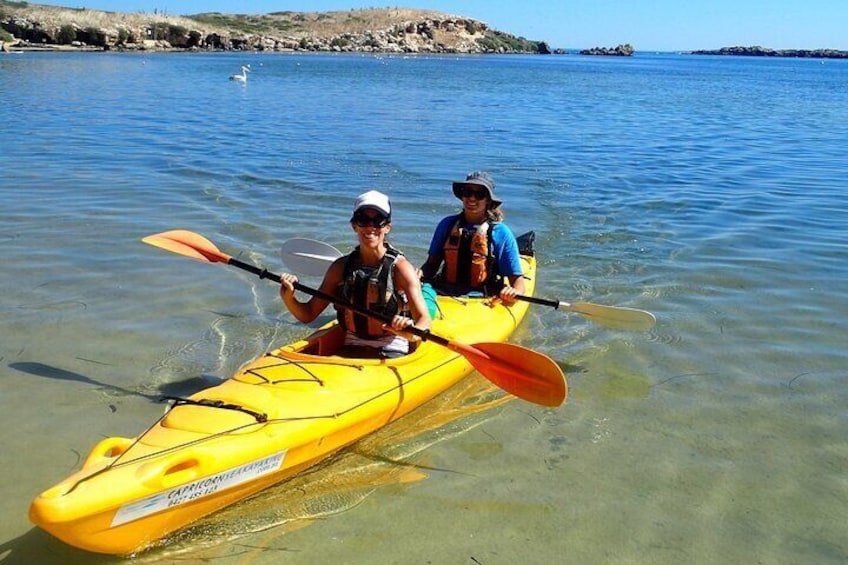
[461,187,489,200]
[352,214,389,228]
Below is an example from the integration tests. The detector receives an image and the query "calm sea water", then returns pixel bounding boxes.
[1,51,847,564]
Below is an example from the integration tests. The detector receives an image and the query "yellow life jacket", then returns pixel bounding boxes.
[337,244,409,339]
[442,217,493,289]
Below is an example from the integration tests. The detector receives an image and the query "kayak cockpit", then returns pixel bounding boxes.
[282,322,347,357]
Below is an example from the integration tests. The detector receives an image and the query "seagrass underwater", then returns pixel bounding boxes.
[1,51,847,563]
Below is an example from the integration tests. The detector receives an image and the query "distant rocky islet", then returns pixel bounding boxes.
[691,45,848,59]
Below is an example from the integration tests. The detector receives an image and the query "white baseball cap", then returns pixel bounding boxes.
[352,190,391,220]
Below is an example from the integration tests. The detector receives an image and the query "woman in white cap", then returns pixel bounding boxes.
[420,171,525,304]
[279,190,431,358]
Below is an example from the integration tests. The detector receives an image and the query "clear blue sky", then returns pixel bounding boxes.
[45,1,848,51]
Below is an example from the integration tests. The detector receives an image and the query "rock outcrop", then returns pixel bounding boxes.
[579,44,634,56]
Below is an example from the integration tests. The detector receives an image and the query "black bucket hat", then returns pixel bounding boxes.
[452,171,502,208]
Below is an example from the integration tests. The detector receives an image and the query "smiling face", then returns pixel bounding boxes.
[459,186,491,221]
[351,208,391,251]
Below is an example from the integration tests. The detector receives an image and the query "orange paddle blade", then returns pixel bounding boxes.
[142,230,231,263]
[449,341,567,407]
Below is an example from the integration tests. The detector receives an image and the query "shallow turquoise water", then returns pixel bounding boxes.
[1,51,846,563]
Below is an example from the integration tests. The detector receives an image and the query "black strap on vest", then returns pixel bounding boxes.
[339,244,402,337]
[446,214,496,289]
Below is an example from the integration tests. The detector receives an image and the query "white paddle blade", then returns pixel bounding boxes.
[280,238,344,277]
[565,301,657,331]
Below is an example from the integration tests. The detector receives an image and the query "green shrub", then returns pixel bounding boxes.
[57,24,76,44]
[167,24,187,39]
[83,26,105,46]
[478,31,540,53]
[150,21,168,40]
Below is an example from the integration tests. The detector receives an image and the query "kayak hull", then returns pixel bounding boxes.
[30,256,536,555]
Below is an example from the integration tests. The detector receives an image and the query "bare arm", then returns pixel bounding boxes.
[279,258,345,323]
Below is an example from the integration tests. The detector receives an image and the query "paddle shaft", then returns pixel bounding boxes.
[515,294,559,308]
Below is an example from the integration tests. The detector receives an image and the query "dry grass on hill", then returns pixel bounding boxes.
[2,2,210,32]
[2,3,465,38]
[186,8,465,39]
[257,8,460,35]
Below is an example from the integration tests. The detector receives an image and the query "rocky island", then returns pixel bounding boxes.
[0,1,552,54]
[692,45,848,59]
[579,44,634,56]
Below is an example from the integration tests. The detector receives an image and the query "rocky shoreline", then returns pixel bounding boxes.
[0,2,551,54]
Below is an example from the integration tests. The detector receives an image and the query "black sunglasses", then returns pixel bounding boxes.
[461,187,489,199]
[352,214,389,228]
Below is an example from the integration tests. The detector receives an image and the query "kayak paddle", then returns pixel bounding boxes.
[515,295,656,331]
[281,237,656,331]
[143,230,567,407]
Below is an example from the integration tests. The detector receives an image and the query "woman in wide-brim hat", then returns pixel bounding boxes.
[420,171,525,304]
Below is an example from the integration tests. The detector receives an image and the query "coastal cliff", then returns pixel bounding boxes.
[0,2,550,54]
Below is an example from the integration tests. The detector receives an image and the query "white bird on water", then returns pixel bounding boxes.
[229,64,250,83]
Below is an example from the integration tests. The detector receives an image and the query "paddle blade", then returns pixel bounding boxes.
[566,301,656,331]
[449,342,567,407]
[280,238,343,277]
[142,230,231,264]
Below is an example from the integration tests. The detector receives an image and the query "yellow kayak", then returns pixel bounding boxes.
[29,245,556,555]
